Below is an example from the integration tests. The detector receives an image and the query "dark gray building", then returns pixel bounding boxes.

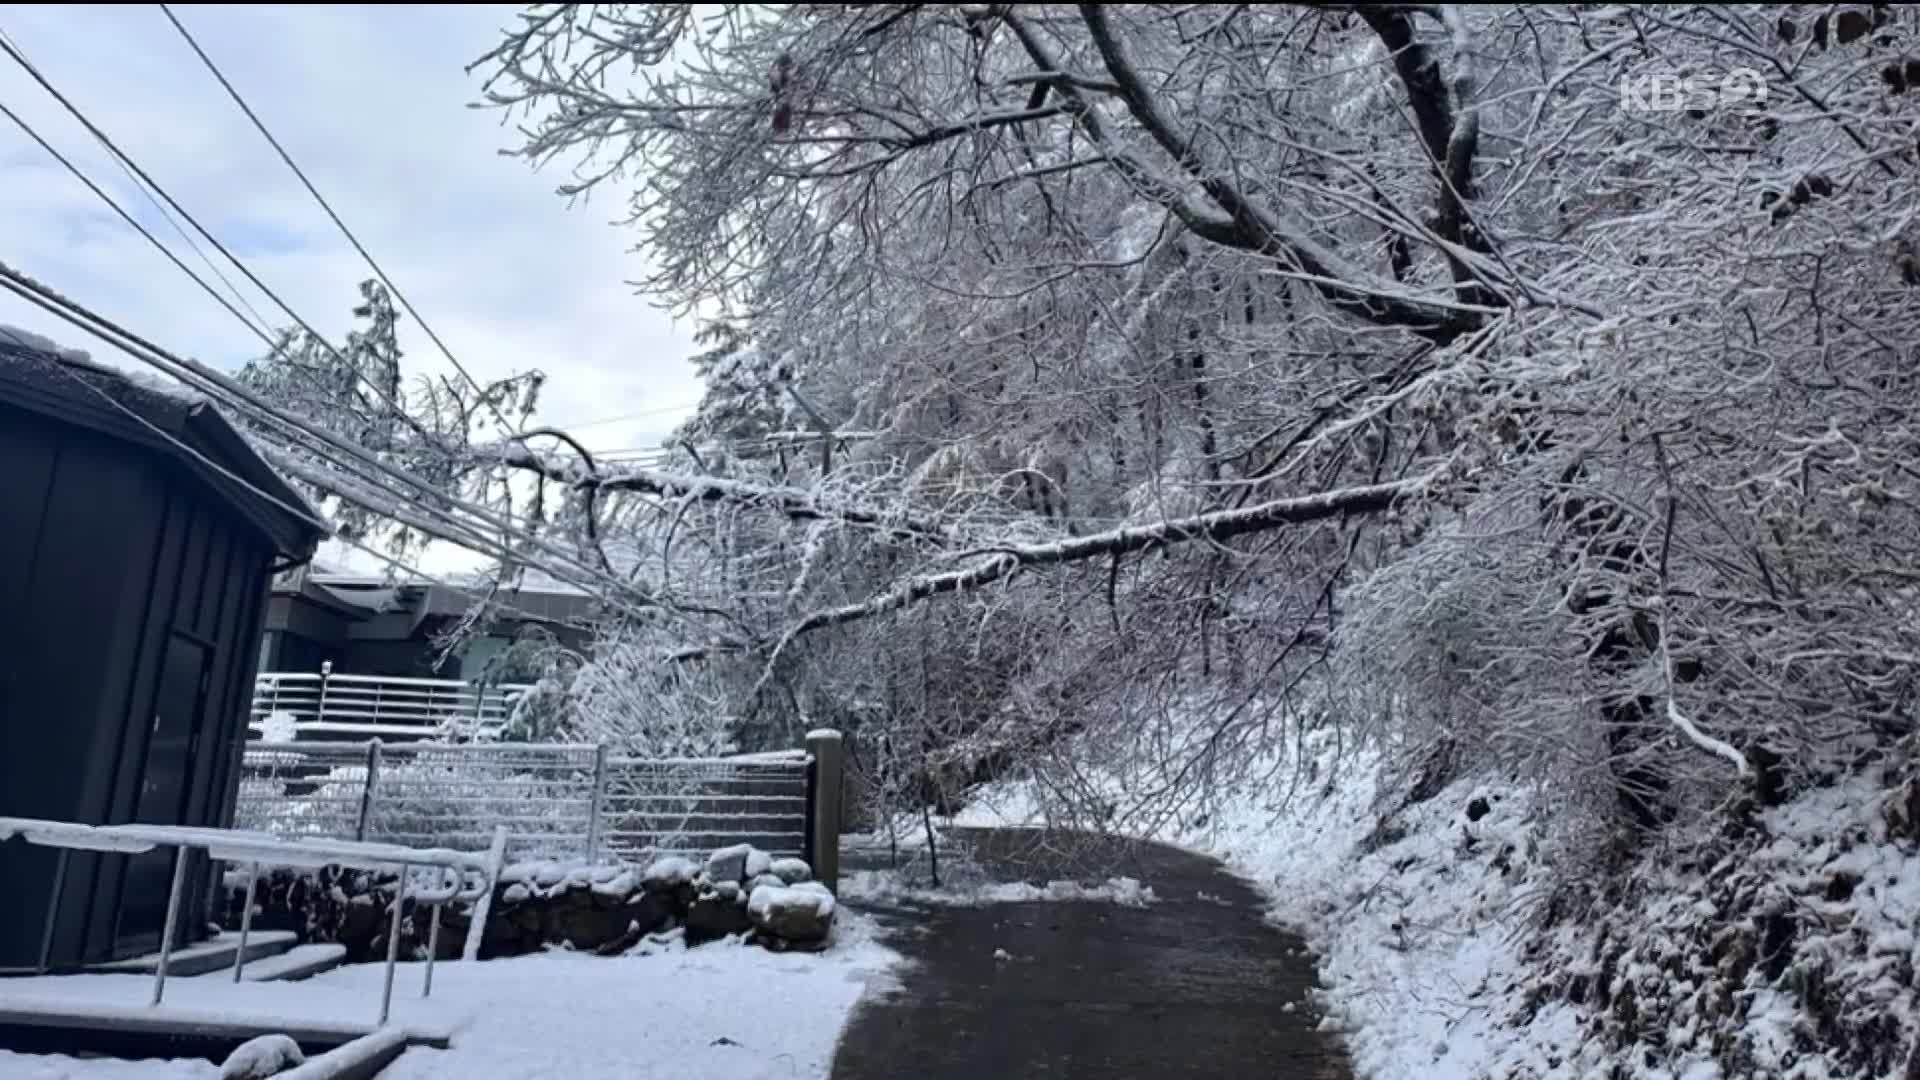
[259,567,596,682]
[0,333,323,971]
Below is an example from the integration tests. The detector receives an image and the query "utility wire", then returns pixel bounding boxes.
[0,260,656,613]
[0,332,604,636]
[0,90,546,579]
[0,33,400,394]
[0,25,513,517]
[0,90,280,348]
[159,2,517,438]
[0,22,272,334]
[0,38,649,605]
[565,400,707,429]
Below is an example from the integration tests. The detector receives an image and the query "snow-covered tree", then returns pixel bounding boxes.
[372,4,1920,835]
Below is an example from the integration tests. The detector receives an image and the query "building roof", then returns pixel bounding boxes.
[269,564,599,640]
[0,330,326,562]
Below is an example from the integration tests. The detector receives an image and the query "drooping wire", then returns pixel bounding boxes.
[159,2,518,438]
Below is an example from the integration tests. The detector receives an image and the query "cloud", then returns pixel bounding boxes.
[0,3,702,458]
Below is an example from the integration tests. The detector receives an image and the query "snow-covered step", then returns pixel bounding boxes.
[88,930,298,977]
[237,943,348,983]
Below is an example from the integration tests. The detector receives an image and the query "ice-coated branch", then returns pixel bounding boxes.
[1654,438,1750,777]
[496,440,952,542]
[748,473,1431,655]
[1072,4,1481,341]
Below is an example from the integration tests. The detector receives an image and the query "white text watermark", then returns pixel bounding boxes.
[1619,68,1768,113]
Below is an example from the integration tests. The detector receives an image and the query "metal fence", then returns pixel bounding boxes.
[249,671,534,743]
[234,740,813,864]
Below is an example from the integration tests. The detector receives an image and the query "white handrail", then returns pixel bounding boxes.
[0,816,497,1026]
[250,672,535,745]
[256,672,536,689]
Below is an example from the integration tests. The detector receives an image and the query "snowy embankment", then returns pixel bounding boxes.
[957,736,1920,1079]
[0,912,900,1080]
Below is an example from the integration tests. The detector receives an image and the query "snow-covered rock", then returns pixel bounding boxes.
[588,868,637,898]
[770,857,813,884]
[706,843,753,884]
[686,890,753,941]
[220,1033,304,1079]
[641,856,697,891]
[748,872,786,897]
[748,883,836,944]
[744,847,773,880]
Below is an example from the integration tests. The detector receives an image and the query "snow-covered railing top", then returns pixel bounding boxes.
[0,818,494,879]
[0,816,505,1027]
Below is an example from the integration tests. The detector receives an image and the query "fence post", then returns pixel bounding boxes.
[355,739,384,842]
[805,729,843,893]
[463,825,509,963]
[316,659,332,725]
[584,744,610,864]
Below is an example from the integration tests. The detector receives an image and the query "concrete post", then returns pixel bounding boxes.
[355,738,383,843]
[805,729,843,893]
[584,744,610,864]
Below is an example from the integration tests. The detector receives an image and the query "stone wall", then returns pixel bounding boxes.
[218,845,833,963]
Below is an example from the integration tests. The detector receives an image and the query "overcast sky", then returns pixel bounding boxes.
[0,4,700,462]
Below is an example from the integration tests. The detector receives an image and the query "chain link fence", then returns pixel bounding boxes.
[234,741,813,864]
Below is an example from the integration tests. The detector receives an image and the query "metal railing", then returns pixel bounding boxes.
[0,818,502,1026]
[235,740,813,864]
[249,670,534,743]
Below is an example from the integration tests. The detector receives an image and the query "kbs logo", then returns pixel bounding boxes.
[1619,68,1769,113]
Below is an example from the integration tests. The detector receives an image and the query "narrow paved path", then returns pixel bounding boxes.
[830,828,1352,1079]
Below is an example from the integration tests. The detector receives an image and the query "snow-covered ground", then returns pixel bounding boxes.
[840,867,1157,908]
[0,912,901,1080]
[352,916,899,1080]
[0,1052,217,1080]
[954,732,1920,1080]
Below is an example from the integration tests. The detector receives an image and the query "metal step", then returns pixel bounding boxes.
[87,930,298,977]
[236,942,347,983]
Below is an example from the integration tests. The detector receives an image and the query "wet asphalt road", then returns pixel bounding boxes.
[829,828,1352,1080]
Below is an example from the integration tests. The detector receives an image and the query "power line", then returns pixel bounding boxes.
[0,53,517,565]
[0,34,374,379]
[0,21,528,535]
[0,332,603,635]
[0,76,279,348]
[0,261,656,614]
[0,36,649,608]
[0,21,270,333]
[159,2,517,438]
[565,400,707,429]
[0,40,785,627]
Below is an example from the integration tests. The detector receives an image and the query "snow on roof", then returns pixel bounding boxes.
[0,323,206,406]
[0,323,89,363]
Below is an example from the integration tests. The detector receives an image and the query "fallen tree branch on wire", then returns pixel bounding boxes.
[714,472,1436,672]
[496,441,954,543]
